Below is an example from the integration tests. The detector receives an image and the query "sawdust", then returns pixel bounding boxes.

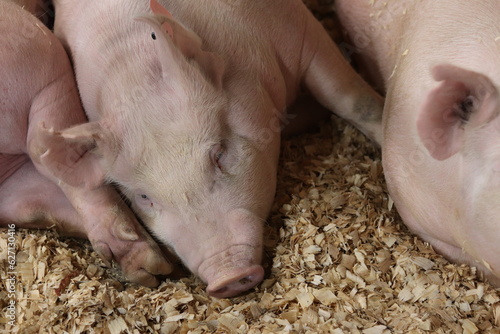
[1,1,499,333]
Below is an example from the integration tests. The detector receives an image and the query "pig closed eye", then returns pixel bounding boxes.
[211,143,226,172]
[137,194,154,208]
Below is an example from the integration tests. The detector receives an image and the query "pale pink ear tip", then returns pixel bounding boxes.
[150,0,173,18]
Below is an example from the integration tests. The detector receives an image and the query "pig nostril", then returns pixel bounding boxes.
[212,286,229,296]
[207,265,265,298]
[238,276,253,285]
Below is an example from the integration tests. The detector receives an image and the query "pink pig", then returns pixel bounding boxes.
[51,0,384,297]
[0,0,172,287]
[336,0,500,286]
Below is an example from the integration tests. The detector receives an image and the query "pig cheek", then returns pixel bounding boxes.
[130,199,161,230]
[241,149,279,210]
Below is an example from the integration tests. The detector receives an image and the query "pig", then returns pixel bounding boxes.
[50,0,384,297]
[335,0,500,286]
[5,0,54,27]
[7,0,41,13]
[0,0,172,287]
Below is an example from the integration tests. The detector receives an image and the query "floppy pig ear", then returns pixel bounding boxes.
[39,122,114,189]
[417,64,499,160]
[135,0,225,87]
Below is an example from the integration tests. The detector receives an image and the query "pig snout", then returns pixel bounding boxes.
[165,208,265,298]
[199,245,265,298]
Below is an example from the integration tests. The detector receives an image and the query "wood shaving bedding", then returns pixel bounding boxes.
[1,1,499,333]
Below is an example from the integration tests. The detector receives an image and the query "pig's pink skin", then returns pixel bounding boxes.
[0,0,172,287]
[336,0,500,286]
[7,0,53,26]
[9,0,43,14]
[52,0,384,297]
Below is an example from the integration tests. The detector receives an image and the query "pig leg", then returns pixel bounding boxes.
[53,182,174,287]
[0,159,172,286]
[301,13,384,144]
[282,94,332,137]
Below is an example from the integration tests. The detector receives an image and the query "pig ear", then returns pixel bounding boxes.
[39,122,115,189]
[150,0,173,18]
[417,64,499,160]
[135,3,225,88]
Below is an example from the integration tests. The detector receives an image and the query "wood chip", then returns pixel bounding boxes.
[296,292,315,309]
[411,256,436,270]
[108,317,128,334]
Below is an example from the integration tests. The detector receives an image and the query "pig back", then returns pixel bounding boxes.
[335,0,412,91]
[0,1,73,154]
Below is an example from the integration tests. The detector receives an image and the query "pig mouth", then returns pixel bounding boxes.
[196,244,264,298]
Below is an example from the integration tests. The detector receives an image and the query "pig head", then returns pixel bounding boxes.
[51,0,383,297]
[336,0,500,286]
[50,1,280,297]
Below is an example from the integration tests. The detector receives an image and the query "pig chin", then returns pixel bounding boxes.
[154,208,265,298]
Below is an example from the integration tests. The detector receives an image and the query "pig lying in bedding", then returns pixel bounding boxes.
[336,0,500,286]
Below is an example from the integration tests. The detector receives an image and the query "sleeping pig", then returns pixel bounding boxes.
[0,0,172,287]
[336,0,500,286]
[50,0,384,297]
